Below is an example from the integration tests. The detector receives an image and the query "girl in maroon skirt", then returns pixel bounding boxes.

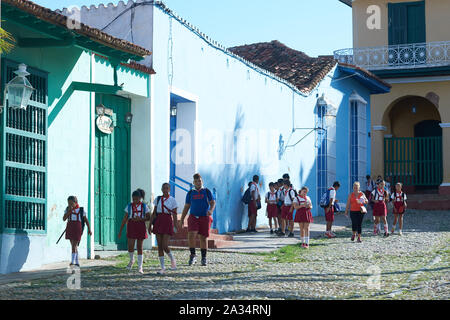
[63,196,92,267]
[265,182,279,234]
[149,183,179,275]
[118,189,150,274]
[293,187,313,248]
[371,180,390,237]
[390,182,407,236]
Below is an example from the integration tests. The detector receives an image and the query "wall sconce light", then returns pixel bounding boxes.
[171,106,177,117]
[125,112,133,124]
[1,63,35,113]
[412,105,417,114]
[96,104,106,116]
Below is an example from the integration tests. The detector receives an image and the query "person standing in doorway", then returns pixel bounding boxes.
[344,182,368,243]
[118,190,151,274]
[180,173,216,266]
[247,175,261,233]
[324,181,340,238]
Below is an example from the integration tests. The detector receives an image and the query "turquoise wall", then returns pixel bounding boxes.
[0,21,149,273]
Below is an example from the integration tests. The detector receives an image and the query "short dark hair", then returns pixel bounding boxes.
[283,180,290,186]
[193,173,202,180]
[269,182,274,187]
[277,179,284,184]
[253,175,259,182]
[333,181,340,188]
[132,190,141,198]
[300,186,309,192]
[161,183,170,189]
[282,174,290,180]
[67,196,78,203]
[137,188,145,200]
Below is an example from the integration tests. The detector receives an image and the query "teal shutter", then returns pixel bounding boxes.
[407,1,426,44]
[1,59,48,234]
[389,1,426,45]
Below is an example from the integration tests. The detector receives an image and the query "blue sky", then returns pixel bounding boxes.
[37,0,353,57]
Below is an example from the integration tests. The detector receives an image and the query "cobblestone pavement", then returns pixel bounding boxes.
[0,210,448,300]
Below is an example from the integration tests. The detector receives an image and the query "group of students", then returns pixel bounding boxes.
[63,173,216,275]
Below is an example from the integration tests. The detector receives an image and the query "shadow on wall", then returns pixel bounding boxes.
[5,230,30,274]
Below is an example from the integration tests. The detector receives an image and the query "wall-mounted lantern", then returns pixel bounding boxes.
[96,104,106,116]
[170,106,177,117]
[125,112,133,124]
[1,64,35,113]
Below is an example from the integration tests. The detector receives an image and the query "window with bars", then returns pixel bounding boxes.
[350,96,367,188]
[316,103,337,207]
[1,59,48,233]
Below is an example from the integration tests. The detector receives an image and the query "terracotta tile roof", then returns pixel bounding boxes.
[2,0,151,58]
[229,40,337,93]
[338,62,392,89]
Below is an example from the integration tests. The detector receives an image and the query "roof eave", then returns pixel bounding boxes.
[338,65,391,94]
[339,0,352,7]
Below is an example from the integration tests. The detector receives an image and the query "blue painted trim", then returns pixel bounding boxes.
[337,65,391,94]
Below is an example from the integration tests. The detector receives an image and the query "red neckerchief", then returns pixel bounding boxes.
[376,188,384,200]
[161,195,170,214]
[268,191,276,202]
[132,202,143,218]
[69,204,80,221]
[395,192,403,202]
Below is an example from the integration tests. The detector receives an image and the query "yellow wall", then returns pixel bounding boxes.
[352,0,450,48]
[370,80,450,182]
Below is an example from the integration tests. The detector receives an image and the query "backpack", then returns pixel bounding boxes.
[288,189,297,202]
[242,188,251,205]
[320,189,331,208]
[79,207,85,233]
[127,203,147,219]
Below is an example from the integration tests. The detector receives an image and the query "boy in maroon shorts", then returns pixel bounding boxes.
[180,173,216,266]
[325,181,340,238]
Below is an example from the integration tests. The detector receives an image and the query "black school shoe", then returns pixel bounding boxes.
[277,232,286,237]
[188,255,197,266]
[270,229,274,234]
[288,232,294,238]
[384,232,390,237]
[201,258,207,266]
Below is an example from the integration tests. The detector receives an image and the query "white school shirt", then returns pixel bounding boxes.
[124,203,150,218]
[250,182,260,201]
[329,187,336,205]
[371,188,386,202]
[283,188,296,206]
[265,191,277,203]
[277,187,285,201]
[153,196,178,214]
[391,192,407,202]
[65,207,83,222]
[293,195,313,209]
[366,180,375,192]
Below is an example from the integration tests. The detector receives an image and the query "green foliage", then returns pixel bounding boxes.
[0,25,15,54]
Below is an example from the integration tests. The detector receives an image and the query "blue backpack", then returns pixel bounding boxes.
[242,188,251,205]
[319,189,331,208]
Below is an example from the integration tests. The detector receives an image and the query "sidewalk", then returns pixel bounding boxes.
[216,213,351,253]
[0,258,117,286]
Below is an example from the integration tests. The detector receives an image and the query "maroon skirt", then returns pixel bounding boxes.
[294,208,314,223]
[66,221,82,241]
[373,201,387,217]
[153,213,174,236]
[127,220,148,240]
[267,204,278,218]
[393,201,406,214]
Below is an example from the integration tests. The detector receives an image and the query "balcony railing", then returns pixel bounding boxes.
[334,41,450,71]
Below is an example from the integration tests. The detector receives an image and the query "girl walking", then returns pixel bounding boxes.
[118,189,150,274]
[63,196,92,267]
[391,182,407,236]
[293,187,313,248]
[344,182,368,243]
[371,180,390,237]
[149,183,179,275]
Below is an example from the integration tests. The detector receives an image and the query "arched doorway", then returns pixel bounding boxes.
[383,96,443,191]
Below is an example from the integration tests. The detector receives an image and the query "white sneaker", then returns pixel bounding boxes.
[399,230,403,236]
[157,269,165,275]
[127,260,135,271]
[138,268,144,274]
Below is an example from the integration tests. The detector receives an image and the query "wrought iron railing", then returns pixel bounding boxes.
[334,41,450,70]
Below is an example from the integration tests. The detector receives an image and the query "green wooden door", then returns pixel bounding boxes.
[94,94,131,251]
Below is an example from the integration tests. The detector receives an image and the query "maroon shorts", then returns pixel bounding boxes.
[66,221,82,241]
[153,213,174,236]
[267,204,278,218]
[281,205,293,221]
[393,202,406,214]
[188,215,213,238]
[294,208,314,223]
[127,220,148,240]
[373,201,387,217]
[325,206,335,222]
[248,200,258,217]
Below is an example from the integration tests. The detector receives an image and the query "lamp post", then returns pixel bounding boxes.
[1,64,35,113]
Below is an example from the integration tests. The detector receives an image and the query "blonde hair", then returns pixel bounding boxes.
[353,181,360,188]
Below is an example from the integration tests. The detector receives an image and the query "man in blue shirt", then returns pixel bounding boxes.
[180,173,216,266]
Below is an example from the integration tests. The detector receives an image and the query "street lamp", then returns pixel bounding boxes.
[125,112,133,124]
[1,64,35,113]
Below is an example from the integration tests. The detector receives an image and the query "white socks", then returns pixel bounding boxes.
[305,237,309,246]
[75,253,79,265]
[159,256,165,269]
[71,253,76,264]
[129,252,135,263]
[137,255,143,270]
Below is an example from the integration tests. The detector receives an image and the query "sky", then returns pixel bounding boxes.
[36,0,353,57]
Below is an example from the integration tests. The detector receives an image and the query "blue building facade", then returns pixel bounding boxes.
[69,0,390,234]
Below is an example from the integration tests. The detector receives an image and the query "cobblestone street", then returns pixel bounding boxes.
[0,210,448,300]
